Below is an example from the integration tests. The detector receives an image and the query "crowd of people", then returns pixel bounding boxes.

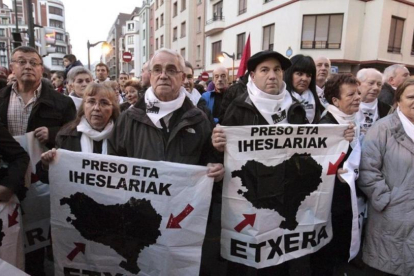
[0,45,413,276]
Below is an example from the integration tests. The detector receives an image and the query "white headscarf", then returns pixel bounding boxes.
[184,88,202,106]
[397,107,414,142]
[144,86,186,128]
[326,104,360,148]
[291,89,316,123]
[69,92,82,111]
[356,99,379,134]
[247,80,293,125]
[77,116,114,154]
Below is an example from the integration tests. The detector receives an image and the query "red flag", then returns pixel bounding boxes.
[237,34,251,78]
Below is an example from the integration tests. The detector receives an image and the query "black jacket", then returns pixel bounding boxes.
[108,96,217,166]
[218,72,249,123]
[221,91,308,126]
[378,83,395,107]
[378,100,392,118]
[0,121,29,199]
[0,80,76,148]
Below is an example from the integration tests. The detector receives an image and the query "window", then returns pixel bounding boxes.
[238,0,247,15]
[181,21,186,38]
[173,2,178,17]
[181,0,186,11]
[181,48,185,58]
[197,45,201,60]
[128,23,134,31]
[388,16,405,53]
[50,19,63,28]
[197,17,201,33]
[143,12,146,23]
[1,18,9,24]
[0,42,6,50]
[161,14,164,27]
[49,6,63,16]
[156,0,159,9]
[173,27,178,41]
[143,29,146,38]
[262,24,274,50]
[55,32,64,41]
[198,0,202,4]
[237,33,246,59]
[156,18,159,30]
[55,45,66,53]
[52,58,64,66]
[127,36,134,44]
[412,32,414,55]
[0,29,4,37]
[161,0,164,5]
[143,46,146,55]
[301,14,344,49]
[0,55,6,66]
[160,35,164,48]
[211,40,222,63]
[156,38,159,50]
[213,1,223,20]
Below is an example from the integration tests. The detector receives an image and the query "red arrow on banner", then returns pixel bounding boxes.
[67,242,86,261]
[8,203,20,227]
[327,152,346,175]
[234,214,256,232]
[167,204,194,229]
[31,173,39,183]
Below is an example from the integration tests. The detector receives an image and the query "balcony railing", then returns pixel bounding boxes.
[206,14,224,25]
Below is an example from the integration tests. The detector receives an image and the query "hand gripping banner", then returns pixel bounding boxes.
[49,149,214,276]
[220,124,350,268]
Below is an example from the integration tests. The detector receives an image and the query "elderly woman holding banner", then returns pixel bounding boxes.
[37,83,120,182]
[358,78,414,276]
[312,73,362,275]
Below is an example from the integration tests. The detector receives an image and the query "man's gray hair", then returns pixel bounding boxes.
[67,66,93,84]
[383,64,407,83]
[356,68,382,83]
[150,48,185,71]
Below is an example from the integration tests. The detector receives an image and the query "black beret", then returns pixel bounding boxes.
[247,50,292,72]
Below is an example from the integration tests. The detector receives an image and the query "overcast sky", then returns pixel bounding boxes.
[5,0,142,66]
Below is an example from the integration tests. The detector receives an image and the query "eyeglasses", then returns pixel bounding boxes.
[85,99,112,108]
[11,59,43,67]
[150,66,182,77]
[185,74,193,80]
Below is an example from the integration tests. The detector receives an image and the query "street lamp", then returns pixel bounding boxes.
[87,40,111,70]
[218,51,235,83]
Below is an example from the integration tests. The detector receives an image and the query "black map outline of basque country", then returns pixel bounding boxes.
[60,192,162,274]
[232,153,323,231]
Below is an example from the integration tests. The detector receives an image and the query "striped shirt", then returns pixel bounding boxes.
[7,82,42,136]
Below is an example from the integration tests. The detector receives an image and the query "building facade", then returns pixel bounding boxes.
[0,0,72,71]
[204,0,414,77]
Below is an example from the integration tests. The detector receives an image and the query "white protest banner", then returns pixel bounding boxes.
[14,132,51,253]
[0,195,24,270]
[341,141,365,261]
[220,124,349,268]
[0,258,28,275]
[50,149,214,276]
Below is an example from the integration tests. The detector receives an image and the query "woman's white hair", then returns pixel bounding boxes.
[67,67,93,84]
[149,48,185,71]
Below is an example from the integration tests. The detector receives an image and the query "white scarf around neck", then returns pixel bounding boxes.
[397,107,414,142]
[69,92,83,111]
[184,88,202,106]
[144,86,186,128]
[356,99,379,133]
[316,85,329,108]
[291,89,316,123]
[77,116,114,154]
[326,104,360,148]
[247,80,292,125]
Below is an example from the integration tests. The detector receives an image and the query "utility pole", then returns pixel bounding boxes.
[26,0,35,48]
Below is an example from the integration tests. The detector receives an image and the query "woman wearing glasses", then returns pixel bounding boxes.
[37,83,120,182]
